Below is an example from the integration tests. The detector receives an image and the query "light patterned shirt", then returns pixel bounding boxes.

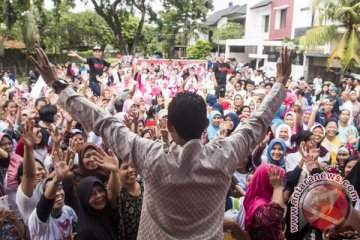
[59,82,286,239]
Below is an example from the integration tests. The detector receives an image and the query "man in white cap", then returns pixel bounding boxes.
[68,45,118,96]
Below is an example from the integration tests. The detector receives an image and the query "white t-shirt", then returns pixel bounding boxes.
[16,180,45,225]
[28,205,77,240]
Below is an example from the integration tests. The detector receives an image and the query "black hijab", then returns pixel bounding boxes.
[76,176,117,240]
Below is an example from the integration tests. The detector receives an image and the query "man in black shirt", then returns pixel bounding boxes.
[68,46,117,96]
[212,53,230,98]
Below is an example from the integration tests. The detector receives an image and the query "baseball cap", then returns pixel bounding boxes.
[93,45,102,51]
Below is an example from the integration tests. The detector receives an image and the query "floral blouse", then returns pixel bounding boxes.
[248,202,285,240]
[117,181,144,240]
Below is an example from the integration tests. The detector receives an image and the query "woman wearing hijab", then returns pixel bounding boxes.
[271,105,285,132]
[233,94,244,112]
[0,132,23,208]
[244,98,256,113]
[284,111,298,134]
[301,106,313,130]
[266,139,287,168]
[76,176,117,240]
[207,111,221,141]
[244,164,285,240]
[252,137,287,169]
[122,99,137,116]
[310,124,330,163]
[75,143,110,184]
[275,124,292,149]
[223,112,240,136]
[321,119,342,163]
[63,143,110,213]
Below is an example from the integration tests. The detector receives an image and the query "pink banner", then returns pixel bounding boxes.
[137,59,206,67]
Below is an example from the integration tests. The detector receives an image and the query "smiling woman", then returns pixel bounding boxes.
[76,176,117,240]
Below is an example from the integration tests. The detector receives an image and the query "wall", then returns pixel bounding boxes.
[291,0,312,37]
[244,3,271,40]
[227,46,257,63]
[269,0,294,40]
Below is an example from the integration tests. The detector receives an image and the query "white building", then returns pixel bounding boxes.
[219,0,341,82]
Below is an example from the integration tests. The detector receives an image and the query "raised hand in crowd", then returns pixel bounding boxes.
[48,125,64,153]
[52,150,73,180]
[123,114,134,130]
[276,47,293,84]
[267,165,285,207]
[347,130,360,145]
[92,148,120,208]
[29,48,58,86]
[67,50,78,57]
[18,119,38,197]
[268,165,283,188]
[19,119,36,149]
[159,118,169,147]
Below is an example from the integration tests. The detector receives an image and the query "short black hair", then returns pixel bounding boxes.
[168,92,207,141]
[16,158,46,184]
[244,79,255,89]
[265,82,273,88]
[35,97,47,107]
[297,90,305,96]
[236,105,250,115]
[324,118,338,128]
[114,99,124,113]
[291,130,313,146]
[39,104,57,123]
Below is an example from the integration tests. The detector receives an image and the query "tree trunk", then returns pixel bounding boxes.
[112,28,127,55]
[130,0,146,55]
[90,0,127,54]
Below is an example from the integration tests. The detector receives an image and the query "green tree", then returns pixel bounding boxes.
[137,25,161,55]
[187,40,212,59]
[157,0,213,58]
[300,0,360,71]
[212,22,244,42]
[55,0,151,54]
[43,10,116,53]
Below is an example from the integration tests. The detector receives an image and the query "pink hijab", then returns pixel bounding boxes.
[122,99,135,114]
[243,164,284,230]
[284,111,297,134]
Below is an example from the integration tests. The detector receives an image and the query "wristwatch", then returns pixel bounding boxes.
[52,79,69,94]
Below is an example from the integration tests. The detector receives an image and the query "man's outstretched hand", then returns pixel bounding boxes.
[276,46,293,84]
[29,48,58,87]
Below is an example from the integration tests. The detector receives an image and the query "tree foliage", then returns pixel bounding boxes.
[156,0,213,58]
[187,40,212,59]
[212,23,244,42]
[53,0,151,54]
[300,0,360,71]
[42,10,116,53]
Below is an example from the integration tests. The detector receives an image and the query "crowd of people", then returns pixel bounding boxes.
[0,46,359,240]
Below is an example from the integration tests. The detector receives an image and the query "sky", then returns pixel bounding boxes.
[43,0,242,14]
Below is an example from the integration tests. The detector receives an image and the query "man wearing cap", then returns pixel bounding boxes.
[68,46,118,96]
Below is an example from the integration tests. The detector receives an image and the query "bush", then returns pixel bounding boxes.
[187,40,212,60]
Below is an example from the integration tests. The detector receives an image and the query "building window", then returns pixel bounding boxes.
[275,7,288,29]
[229,46,245,53]
[280,9,287,28]
[264,15,269,32]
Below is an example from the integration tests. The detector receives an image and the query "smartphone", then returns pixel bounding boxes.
[0,195,10,210]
